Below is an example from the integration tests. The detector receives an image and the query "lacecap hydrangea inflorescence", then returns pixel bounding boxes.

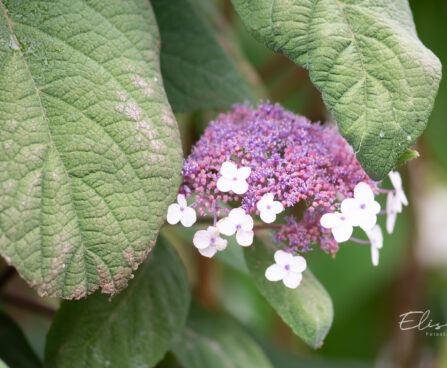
[166,103,408,289]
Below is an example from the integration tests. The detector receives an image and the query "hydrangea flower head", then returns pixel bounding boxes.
[181,103,375,253]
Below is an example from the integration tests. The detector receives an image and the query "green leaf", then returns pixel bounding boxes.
[171,304,273,368]
[394,149,419,168]
[231,0,441,180]
[152,0,254,112]
[0,0,182,298]
[44,236,190,368]
[244,236,333,349]
[0,311,42,368]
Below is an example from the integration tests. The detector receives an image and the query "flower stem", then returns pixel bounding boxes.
[349,237,370,244]
[377,188,395,194]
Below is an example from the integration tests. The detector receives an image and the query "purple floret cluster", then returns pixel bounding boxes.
[180,103,376,254]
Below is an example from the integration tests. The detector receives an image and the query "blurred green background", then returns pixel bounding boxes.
[1,1,446,367]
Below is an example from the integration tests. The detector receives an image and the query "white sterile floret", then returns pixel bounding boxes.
[217,208,254,246]
[366,225,383,266]
[166,194,197,227]
[341,182,381,231]
[320,212,353,243]
[386,192,402,234]
[193,226,228,258]
[216,161,251,195]
[256,193,284,223]
[265,250,307,289]
[389,171,408,206]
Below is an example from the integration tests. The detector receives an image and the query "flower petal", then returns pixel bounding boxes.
[228,208,246,223]
[331,222,353,243]
[289,256,307,273]
[398,189,409,207]
[237,166,252,180]
[198,245,217,258]
[236,230,254,246]
[357,212,377,231]
[180,207,197,227]
[193,230,211,249]
[166,203,181,225]
[232,178,249,195]
[386,210,397,234]
[177,194,187,208]
[389,171,402,191]
[366,200,381,215]
[354,182,375,203]
[274,250,294,266]
[283,272,302,289]
[216,217,236,236]
[265,264,287,281]
[371,245,379,266]
[214,237,228,251]
[260,210,276,224]
[387,192,402,214]
[256,194,271,212]
[220,161,237,178]
[240,213,254,231]
[320,213,341,229]
[366,225,383,249]
[271,200,284,214]
[216,177,232,192]
[340,198,359,217]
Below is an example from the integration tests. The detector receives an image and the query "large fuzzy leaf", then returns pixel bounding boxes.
[0,0,182,298]
[152,0,254,112]
[231,0,441,180]
[244,237,333,349]
[44,237,190,368]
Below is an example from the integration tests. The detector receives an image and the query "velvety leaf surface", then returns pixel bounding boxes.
[0,0,182,298]
[171,304,273,368]
[231,0,441,180]
[0,311,42,368]
[152,0,254,112]
[44,237,190,368]
[244,237,333,349]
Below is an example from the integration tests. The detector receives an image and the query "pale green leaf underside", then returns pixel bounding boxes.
[171,304,273,368]
[0,0,182,298]
[244,236,333,349]
[45,238,190,368]
[232,0,442,180]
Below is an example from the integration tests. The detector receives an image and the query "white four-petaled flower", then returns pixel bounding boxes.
[366,225,383,266]
[389,171,408,207]
[193,226,227,258]
[166,194,197,227]
[265,250,307,289]
[341,182,380,231]
[257,193,284,223]
[216,161,251,195]
[320,211,354,243]
[386,192,402,234]
[386,171,408,234]
[217,208,254,246]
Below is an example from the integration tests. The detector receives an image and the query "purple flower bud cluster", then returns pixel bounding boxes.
[181,103,376,254]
